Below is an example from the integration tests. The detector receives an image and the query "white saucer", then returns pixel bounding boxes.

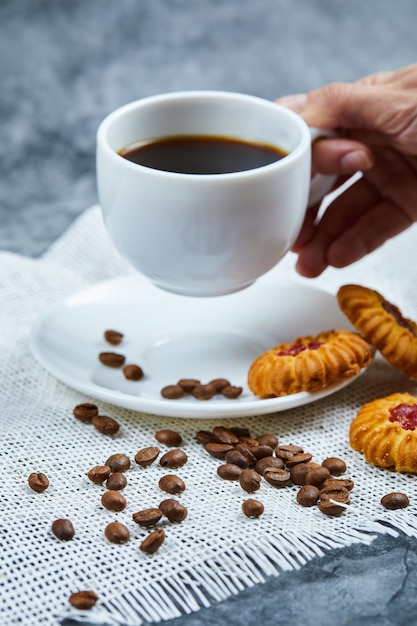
[30,274,356,418]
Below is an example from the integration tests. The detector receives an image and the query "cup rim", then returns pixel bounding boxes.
[96,90,311,180]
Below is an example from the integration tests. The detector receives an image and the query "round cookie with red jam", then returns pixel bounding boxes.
[337,284,417,380]
[247,329,373,398]
[350,392,417,472]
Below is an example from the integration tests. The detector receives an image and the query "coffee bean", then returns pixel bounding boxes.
[132,508,163,528]
[318,500,347,516]
[98,352,126,368]
[158,474,186,494]
[296,485,320,507]
[159,449,188,469]
[192,383,216,400]
[285,453,313,468]
[322,478,354,492]
[239,469,262,493]
[242,499,264,518]
[289,463,311,486]
[217,463,244,480]
[159,499,188,523]
[195,430,215,445]
[321,457,347,476]
[155,429,183,447]
[251,445,275,460]
[256,434,278,449]
[254,456,284,476]
[229,427,251,438]
[161,385,185,399]
[28,472,49,493]
[221,385,243,399]
[237,437,259,448]
[177,378,200,393]
[304,466,331,488]
[51,518,75,541]
[234,444,257,466]
[123,364,144,381]
[104,521,130,544]
[263,467,290,488]
[101,490,126,512]
[319,487,350,505]
[69,590,98,610]
[73,402,98,423]
[275,444,304,461]
[134,446,160,467]
[381,492,410,510]
[106,472,127,491]
[105,453,131,473]
[205,442,235,460]
[87,465,112,484]
[225,449,250,469]
[104,329,123,346]
[208,378,230,392]
[92,415,120,435]
[140,529,166,554]
[212,426,239,445]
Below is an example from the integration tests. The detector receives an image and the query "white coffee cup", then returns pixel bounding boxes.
[97,91,334,297]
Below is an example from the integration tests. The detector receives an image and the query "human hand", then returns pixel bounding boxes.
[277,64,417,277]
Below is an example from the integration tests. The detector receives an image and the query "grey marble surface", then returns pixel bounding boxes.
[3,1,417,625]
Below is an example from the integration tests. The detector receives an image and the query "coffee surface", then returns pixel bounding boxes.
[119,135,287,174]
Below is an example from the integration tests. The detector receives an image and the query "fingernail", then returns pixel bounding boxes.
[341,150,373,171]
[277,93,308,113]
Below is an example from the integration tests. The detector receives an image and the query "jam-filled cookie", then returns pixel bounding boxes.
[350,392,417,472]
[247,329,373,397]
[337,284,417,380]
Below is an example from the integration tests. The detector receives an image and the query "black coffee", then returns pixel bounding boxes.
[119,135,287,174]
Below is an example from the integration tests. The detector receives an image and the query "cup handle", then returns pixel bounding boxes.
[308,128,338,207]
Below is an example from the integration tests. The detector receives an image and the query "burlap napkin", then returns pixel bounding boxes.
[1,206,417,626]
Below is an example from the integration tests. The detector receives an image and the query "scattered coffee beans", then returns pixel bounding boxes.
[123,364,144,381]
[242,498,265,518]
[134,446,160,467]
[51,518,75,541]
[225,449,250,469]
[304,466,331,488]
[212,426,239,446]
[132,508,163,528]
[92,415,120,435]
[106,472,127,491]
[381,492,410,510]
[101,490,126,512]
[98,352,126,368]
[205,442,235,460]
[161,378,242,400]
[69,590,98,610]
[28,472,49,493]
[104,329,124,346]
[159,499,188,523]
[256,434,278,449]
[87,465,112,484]
[254,456,284,475]
[289,463,311,486]
[105,453,131,473]
[158,474,186,494]
[159,449,188,469]
[73,402,98,423]
[155,429,183,447]
[140,529,166,554]
[104,521,130,544]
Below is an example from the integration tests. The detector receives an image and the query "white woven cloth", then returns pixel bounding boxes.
[1,205,417,626]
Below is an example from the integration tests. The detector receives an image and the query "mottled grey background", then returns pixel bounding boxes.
[3,1,417,625]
